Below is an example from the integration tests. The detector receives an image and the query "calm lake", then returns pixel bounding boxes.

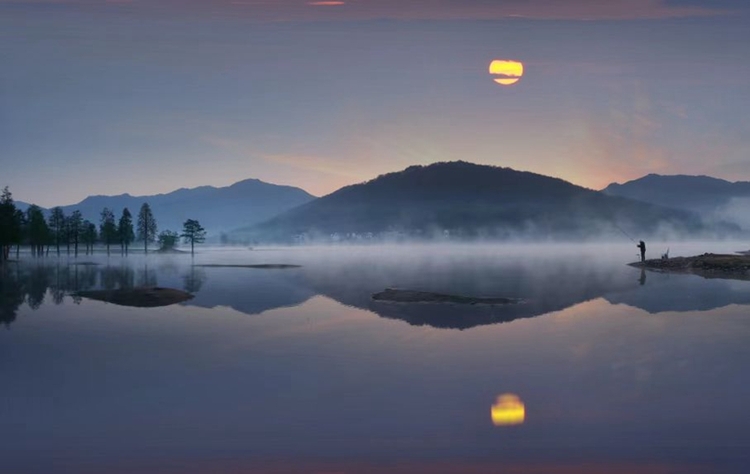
[2,243,750,473]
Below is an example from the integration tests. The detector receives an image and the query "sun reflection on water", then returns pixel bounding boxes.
[491,393,525,426]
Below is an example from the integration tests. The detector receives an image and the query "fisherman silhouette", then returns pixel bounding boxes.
[637,240,646,263]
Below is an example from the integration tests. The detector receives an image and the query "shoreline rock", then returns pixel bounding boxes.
[630,253,750,280]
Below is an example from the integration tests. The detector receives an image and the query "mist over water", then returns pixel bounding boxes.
[2,242,750,472]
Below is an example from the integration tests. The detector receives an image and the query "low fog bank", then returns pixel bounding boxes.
[715,197,750,231]
[230,218,745,246]
[7,240,750,265]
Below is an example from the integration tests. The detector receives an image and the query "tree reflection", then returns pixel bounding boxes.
[0,262,205,327]
[183,266,206,294]
[101,265,135,291]
[0,264,24,328]
[26,265,51,309]
[137,264,158,288]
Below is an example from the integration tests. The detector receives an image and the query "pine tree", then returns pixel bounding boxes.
[0,187,20,262]
[12,208,24,259]
[118,208,135,256]
[136,203,157,254]
[69,210,83,257]
[181,219,206,256]
[26,205,49,257]
[99,207,117,256]
[82,220,97,255]
[48,207,65,256]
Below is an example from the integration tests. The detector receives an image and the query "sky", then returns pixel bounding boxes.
[2,0,750,206]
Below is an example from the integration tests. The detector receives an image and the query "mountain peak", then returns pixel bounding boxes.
[237,161,718,241]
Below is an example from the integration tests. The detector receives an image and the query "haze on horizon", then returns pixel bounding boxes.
[2,0,750,207]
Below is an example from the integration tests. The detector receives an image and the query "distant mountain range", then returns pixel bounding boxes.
[24,179,315,237]
[603,174,750,230]
[233,161,738,242]
[14,164,749,242]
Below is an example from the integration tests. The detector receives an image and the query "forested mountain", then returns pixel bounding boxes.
[234,162,736,242]
[52,179,316,236]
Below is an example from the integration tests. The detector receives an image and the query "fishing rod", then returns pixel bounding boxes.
[613,223,637,243]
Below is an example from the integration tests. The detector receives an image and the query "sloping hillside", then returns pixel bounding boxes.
[235,162,734,242]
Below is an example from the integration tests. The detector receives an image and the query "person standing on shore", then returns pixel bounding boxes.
[637,240,646,263]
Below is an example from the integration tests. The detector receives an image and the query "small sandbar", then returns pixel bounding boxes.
[372,288,522,305]
[194,264,301,269]
[76,287,194,308]
[631,253,750,280]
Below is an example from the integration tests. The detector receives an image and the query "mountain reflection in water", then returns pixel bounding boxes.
[3,245,750,329]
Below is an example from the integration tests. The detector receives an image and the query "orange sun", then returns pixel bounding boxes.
[489,60,524,86]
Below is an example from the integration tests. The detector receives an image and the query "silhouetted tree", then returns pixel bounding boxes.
[158,230,179,251]
[99,207,117,256]
[48,207,65,256]
[118,208,135,256]
[26,205,49,257]
[82,220,97,255]
[13,208,24,259]
[137,203,157,254]
[181,219,206,256]
[0,187,20,262]
[64,214,73,255]
[88,222,97,254]
[68,210,83,257]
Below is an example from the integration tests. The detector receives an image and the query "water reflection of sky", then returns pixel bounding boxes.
[2,245,750,472]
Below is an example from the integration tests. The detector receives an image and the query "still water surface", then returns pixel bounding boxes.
[2,244,750,473]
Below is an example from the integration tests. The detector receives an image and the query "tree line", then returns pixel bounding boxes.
[0,187,206,262]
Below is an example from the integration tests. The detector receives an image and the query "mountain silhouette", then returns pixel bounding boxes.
[51,179,315,236]
[235,161,733,242]
[603,174,750,226]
